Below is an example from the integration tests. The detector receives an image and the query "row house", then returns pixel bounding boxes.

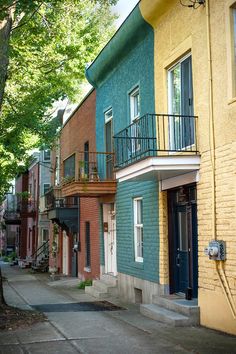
[46,89,116,280]
[83,0,236,336]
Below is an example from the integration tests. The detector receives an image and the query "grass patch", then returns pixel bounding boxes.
[78,279,93,289]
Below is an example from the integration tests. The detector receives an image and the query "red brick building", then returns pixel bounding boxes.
[48,89,102,280]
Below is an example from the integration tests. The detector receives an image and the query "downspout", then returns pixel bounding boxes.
[206,0,236,319]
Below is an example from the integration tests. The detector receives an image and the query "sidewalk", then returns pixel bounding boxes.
[1,264,236,354]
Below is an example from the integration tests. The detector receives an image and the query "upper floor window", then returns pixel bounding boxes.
[64,154,75,178]
[130,87,140,122]
[43,150,50,161]
[133,197,143,263]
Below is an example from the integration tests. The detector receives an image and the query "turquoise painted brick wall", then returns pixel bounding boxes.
[90,7,159,281]
[116,181,159,282]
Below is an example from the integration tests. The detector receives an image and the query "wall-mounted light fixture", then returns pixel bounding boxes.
[180,0,205,9]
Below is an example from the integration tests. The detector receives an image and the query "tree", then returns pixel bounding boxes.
[0,0,117,200]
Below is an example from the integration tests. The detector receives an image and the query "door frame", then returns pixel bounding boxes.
[167,184,198,297]
[103,203,117,276]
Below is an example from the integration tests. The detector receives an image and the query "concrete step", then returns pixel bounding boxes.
[152,295,199,325]
[100,274,117,287]
[92,280,118,295]
[140,304,190,327]
[85,284,110,299]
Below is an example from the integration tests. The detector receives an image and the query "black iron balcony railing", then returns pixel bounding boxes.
[60,151,115,185]
[114,113,198,169]
[45,188,79,209]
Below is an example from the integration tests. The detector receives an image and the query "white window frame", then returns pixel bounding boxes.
[133,197,143,263]
[42,228,49,243]
[105,108,113,123]
[167,53,194,151]
[129,87,141,153]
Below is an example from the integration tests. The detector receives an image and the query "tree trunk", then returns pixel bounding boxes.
[0,266,6,306]
[0,7,14,113]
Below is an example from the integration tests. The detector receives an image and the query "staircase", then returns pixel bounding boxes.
[85,274,118,299]
[140,294,200,327]
[30,240,49,273]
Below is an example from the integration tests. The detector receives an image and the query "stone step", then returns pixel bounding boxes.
[140,304,190,327]
[85,284,109,299]
[152,295,199,322]
[100,274,117,287]
[92,280,118,295]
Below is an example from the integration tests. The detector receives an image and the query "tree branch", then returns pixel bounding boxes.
[11,2,44,31]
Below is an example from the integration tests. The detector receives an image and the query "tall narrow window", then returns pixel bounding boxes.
[84,142,89,178]
[43,150,50,161]
[64,154,75,178]
[105,109,113,179]
[168,55,194,150]
[133,198,143,263]
[43,183,50,195]
[85,221,91,268]
[130,87,141,153]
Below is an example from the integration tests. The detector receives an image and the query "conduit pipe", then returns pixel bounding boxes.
[206,0,236,319]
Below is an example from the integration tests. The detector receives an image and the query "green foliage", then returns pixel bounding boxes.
[3,256,9,263]
[78,279,93,289]
[0,0,117,200]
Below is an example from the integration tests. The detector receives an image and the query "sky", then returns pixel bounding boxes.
[112,0,140,28]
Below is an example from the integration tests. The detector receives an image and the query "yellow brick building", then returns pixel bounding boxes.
[140,0,236,335]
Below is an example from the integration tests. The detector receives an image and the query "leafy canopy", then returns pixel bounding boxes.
[0,0,117,199]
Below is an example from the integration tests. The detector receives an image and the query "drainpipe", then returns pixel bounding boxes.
[206,0,236,318]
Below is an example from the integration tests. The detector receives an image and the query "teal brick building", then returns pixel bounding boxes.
[86,5,161,302]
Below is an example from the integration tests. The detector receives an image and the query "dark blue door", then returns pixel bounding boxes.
[169,186,198,298]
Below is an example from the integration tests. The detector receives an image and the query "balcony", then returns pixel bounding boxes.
[61,152,117,197]
[3,210,21,225]
[46,194,79,233]
[114,113,200,183]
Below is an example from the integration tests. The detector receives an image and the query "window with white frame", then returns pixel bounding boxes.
[43,150,50,161]
[42,228,49,243]
[130,87,141,153]
[133,197,143,263]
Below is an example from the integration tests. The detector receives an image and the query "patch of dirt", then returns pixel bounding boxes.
[0,304,47,331]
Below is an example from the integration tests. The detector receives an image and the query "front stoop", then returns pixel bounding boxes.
[85,274,118,299]
[140,295,200,327]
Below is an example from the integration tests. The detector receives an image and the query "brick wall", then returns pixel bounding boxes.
[79,197,100,280]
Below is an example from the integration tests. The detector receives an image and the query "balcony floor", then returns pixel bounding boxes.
[61,181,117,197]
[115,155,201,182]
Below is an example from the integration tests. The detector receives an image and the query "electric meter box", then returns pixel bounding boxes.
[204,240,226,261]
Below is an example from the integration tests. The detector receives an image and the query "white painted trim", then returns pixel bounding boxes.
[133,198,143,263]
[160,171,200,191]
[116,155,200,182]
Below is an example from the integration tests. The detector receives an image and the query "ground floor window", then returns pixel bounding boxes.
[133,197,143,262]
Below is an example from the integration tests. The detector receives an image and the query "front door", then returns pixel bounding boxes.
[103,203,117,276]
[71,232,78,277]
[168,185,198,297]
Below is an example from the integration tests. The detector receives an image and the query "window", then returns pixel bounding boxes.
[130,87,141,153]
[168,55,194,150]
[64,154,75,178]
[84,142,89,178]
[43,183,50,195]
[105,109,113,179]
[133,198,143,263]
[43,150,50,161]
[55,156,60,186]
[85,221,91,268]
[130,87,140,122]
[42,228,49,243]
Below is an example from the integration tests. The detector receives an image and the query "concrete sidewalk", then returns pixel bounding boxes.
[1,264,236,354]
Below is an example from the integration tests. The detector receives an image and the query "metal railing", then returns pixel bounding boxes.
[60,151,115,184]
[31,239,49,268]
[114,113,198,169]
[45,188,79,209]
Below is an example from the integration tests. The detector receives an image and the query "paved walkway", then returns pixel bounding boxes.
[1,264,236,354]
